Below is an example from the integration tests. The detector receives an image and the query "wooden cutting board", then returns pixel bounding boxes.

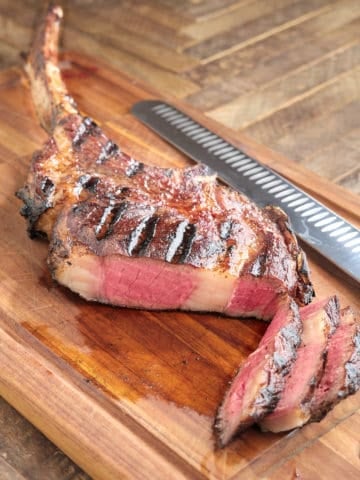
[0,52,359,480]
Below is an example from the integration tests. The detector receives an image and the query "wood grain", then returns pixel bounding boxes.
[0,53,359,480]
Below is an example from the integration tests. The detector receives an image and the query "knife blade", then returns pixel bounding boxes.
[131,100,360,284]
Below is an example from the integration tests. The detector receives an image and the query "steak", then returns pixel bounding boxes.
[259,296,340,433]
[310,307,360,422]
[17,5,313,318]
[215,296,302,447]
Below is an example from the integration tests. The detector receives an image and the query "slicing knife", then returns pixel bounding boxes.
[131,100,360,284]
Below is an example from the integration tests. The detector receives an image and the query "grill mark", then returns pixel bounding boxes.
[345,327,360,394]
[177,224,197,264]
[95,201,128,240]
[324,296,340,335]
[79,174,100,193]
[96,140,119,164]
[40,177,54,196]
[166,220,189,263]
[72,117,99,148]
[104,202,129,238]
[126,159,144,177]
[128,215,160,256]
[250,253,267,277]
[223,243,235,264]
[127,215,156,256]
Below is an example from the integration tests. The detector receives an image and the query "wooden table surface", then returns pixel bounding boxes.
[0,1,359,479]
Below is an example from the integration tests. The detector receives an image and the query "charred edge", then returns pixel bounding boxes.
[126,160,144,177]
[18,201,48,239]
[72,117,99,148]
[296,252,314,304]
[40,177,55,196]
[16,175,54,239]
[127,215,159,256]
[345,327,360,394]
[250,253,267,277]
[256,311,302,418]
[304,352,330,409]
[265,206,298,253]
[79,175,100,194]
[247,232,272,277]
[177,224,197,264]
[324,296,340,335]
[265,206,314,304]
[96,140,119,164]
[253,385,282,418]
[95,202,128,241]
[313,327,360,422]
[224,243,235,259]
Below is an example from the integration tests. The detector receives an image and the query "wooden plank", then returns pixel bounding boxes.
[63,30,199,98]
[181,0,298,42]
[128,1,192,30]
[209,42,360,128]
[184,0,336,63]
[88,3,193,50]
[0,1,199,95]
[0,40,20,69]
[302,133,360,182]
[301,0,360,35]
[65,14,198,74]
[158,0,243,21]
[242,65,360,146]
[0,458,28,480]
[185,15,360,112]
[274,99,360,161]
[337,167,360,194]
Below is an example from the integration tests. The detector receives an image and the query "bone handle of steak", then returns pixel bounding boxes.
[25,5,78,132]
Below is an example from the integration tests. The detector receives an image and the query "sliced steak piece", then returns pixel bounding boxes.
[17,4,314,319]
[259,296,340,433]
[310,307,360,422]
[214,297,302,447]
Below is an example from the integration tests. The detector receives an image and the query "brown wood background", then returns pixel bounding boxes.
[0,1,359,479]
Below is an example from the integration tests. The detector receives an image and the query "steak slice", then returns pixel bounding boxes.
[17,4,314,318]
[259,296,340,433]
[214,297,301,447]
[310,307,360,422]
